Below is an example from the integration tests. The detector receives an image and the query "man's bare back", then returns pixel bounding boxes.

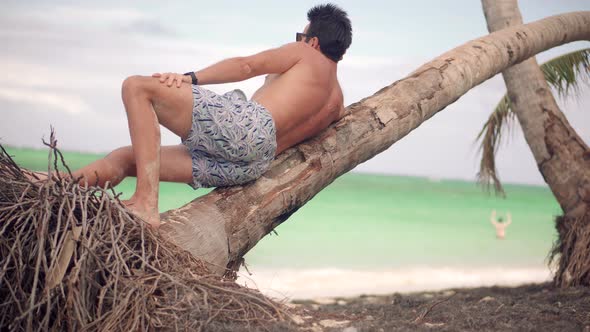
[251,43,344,154]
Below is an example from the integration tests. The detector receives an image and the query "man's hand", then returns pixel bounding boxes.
[152,72,191,88]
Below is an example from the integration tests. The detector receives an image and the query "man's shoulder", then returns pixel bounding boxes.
[277,42,310,51]
[273,42,319,62]
[267,42,305,55]
[245,43,310,76]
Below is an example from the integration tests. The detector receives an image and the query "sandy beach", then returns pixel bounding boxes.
[293,282,590,331]
[221,282,590,331]
[238,266,552,300]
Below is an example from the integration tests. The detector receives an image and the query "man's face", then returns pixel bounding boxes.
[297,23,319,49]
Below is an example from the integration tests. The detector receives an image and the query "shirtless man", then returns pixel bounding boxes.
[54,4,352,227]
[490,210,512,239]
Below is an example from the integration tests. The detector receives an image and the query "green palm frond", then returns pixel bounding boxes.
[542,48,590,97]
[475,95,514,196]
[476,48,590,195]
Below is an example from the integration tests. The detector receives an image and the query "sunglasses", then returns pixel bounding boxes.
[296,32,309,42]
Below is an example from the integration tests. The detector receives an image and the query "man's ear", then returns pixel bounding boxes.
[310,37,320,50]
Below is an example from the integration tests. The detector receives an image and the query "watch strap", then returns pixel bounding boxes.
[183,71,198,85]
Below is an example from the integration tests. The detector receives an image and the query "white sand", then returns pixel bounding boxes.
[237,265,553,300]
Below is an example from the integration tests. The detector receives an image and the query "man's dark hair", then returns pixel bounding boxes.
[306,3,352,62]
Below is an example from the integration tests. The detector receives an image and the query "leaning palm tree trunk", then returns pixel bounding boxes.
[482,0,590,287]
[160,11,590,279]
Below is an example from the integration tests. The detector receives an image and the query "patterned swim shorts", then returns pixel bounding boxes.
[181,85,277,189]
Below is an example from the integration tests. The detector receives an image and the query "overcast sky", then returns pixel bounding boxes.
[1,0,589,185]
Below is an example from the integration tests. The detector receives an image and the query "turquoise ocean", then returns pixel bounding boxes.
[7,147,560,299]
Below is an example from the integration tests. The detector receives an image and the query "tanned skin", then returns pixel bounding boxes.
[27,24,346,227]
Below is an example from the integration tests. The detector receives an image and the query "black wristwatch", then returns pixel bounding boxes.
[184,71,199,85]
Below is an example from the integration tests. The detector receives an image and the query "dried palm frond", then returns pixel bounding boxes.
[550,212,590,288]
[0,131,289,331]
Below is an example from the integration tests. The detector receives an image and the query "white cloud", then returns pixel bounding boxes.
[0,60,117,91]
[0,87,91,115]
[22,5,150,26]
[341,54,418,69]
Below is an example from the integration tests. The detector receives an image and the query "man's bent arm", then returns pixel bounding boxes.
[490,210,498,226]
[505,213,512,226]
[192,42,304,85]
[192,58,253,85]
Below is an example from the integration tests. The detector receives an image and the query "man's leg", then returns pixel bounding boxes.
[119,75,194,227]
[70,145,193,189]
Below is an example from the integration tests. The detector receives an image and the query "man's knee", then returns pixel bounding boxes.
[121,75,155,100]
[105,146,135,174]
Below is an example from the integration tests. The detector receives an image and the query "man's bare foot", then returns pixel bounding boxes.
[22,170,51,183]
[121,198,161,228]
[22,170,72,183]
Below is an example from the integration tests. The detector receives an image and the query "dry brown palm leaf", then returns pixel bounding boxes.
[0,131,290,331]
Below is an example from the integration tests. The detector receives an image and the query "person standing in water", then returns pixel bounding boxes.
[490,210,512,239]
